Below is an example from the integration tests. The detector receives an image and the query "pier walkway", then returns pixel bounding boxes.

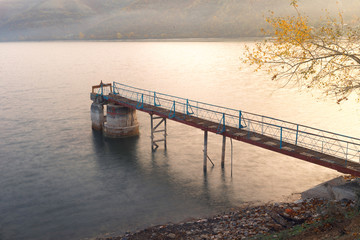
[91,81,360,177]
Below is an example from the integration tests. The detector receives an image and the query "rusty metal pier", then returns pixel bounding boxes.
[91,81,360,176]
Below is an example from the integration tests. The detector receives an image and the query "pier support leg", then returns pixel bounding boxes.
[204,131,208,172]
[150,114,167,152]
[151,114,155,151]
[221,135,226,169]
[164,118,167,150]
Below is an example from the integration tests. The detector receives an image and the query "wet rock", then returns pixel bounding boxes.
[96,198,356,240]
[200,234,209,239]
[167,233,176,238]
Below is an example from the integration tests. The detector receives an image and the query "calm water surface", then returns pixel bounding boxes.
[0,41,359,240]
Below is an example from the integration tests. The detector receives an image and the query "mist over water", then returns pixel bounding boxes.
[2,0,360,41]
[0,41,359,240]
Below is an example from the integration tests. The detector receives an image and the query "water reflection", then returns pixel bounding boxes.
[90,128,235,219]
[91,130,140,156]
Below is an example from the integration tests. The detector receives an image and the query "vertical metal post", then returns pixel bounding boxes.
[261,116,264,135]
[346,142,349,166]
[218,113,226,134]
[221,135,226,168]
[186,99,189,115]
[295,124,299,145]
[154,92,156,106]
[280,127,283,149]
[239,111,242,128]
[150,114,154,151]
[204,131,208,172]
[164,118,167,150]
[169,101,176,118]
[222,113,226,133]
[137,94,144,109]
[230,138,233,178]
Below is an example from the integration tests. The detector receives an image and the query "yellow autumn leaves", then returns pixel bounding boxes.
[243,1,360,103]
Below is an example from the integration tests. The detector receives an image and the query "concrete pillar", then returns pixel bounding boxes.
[204,131,208,172]
[91,102,104,131]
[103,104,139,138]
[221,135,226,168]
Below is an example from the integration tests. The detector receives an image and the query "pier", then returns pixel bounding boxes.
[90,81,360,176]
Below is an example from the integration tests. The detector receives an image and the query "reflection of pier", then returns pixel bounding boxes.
[90,132,234,215]
[90,81,360,176]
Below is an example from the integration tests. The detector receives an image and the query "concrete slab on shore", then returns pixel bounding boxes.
[301,176,360,201]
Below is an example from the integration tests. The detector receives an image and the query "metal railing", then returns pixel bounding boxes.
[106,81,360,164]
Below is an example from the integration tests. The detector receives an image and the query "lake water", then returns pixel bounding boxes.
[0,41,359,240]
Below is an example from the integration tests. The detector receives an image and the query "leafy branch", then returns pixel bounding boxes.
[243,0,360,103]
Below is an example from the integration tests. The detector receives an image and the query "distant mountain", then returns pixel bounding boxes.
[0,0,359,41]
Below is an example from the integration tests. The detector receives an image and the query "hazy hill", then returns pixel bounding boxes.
[0,0,359,41]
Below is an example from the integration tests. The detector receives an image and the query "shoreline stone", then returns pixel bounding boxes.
[302,176,360,201]
[94,176,359,240]
[96,198,355,240]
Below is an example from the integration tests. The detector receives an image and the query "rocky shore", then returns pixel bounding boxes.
[96,177,360,240]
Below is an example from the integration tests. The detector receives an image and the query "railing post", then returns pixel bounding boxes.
[154,92,161,106]
[239,111,242,129]
[280,127,283,149]
[295,124,299,145]
[137,93,144,109]
[261,116,264,135]
[346,142,349,166]
[186,99,189,115]
[222,113,225,133]
[217,113,226,134]
[169,101,176,119]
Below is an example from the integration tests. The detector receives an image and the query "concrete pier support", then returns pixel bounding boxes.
[103,103,139,138]
[91,102,105,131]
[221,135,226,168]
[203,131,208,172]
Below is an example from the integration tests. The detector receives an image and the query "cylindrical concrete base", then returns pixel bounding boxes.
[103,104,139,138]
[91,102,104,131]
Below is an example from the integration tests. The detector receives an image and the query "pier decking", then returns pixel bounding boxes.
[91,82,360,176]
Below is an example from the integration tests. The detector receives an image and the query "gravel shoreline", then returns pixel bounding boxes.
[95,197,355,240]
